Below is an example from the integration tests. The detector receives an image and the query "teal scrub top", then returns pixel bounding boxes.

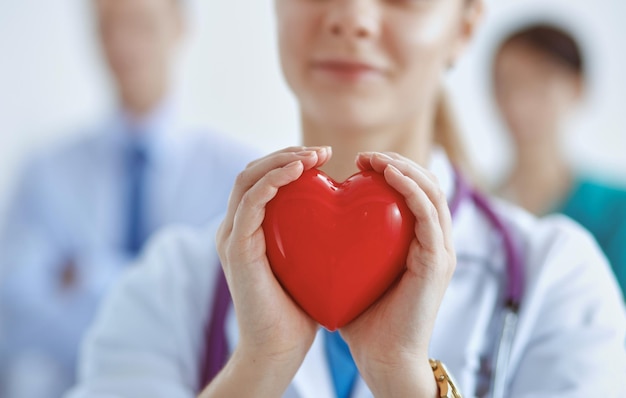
[556,178,626,299]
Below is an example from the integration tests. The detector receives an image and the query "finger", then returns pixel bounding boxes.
[357,151,432,178]
[367,153,453,253]
[355,152,377,171]
[246,145,331,169]
[229,160,305,257]
[356,151,409,171]
[222,151,311,246]
[383,164,445,257]
[356,151,402,173]
[356,152,451,245]
[238,147,331,204]
[223,147,331,233]
[245,146,306,169]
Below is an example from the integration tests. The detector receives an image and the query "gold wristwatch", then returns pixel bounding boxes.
[429,359,462,398]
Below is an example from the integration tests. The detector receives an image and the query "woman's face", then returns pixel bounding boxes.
[494,40,583,145]
[275,0,479,132]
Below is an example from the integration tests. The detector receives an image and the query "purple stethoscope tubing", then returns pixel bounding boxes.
[450,169,522,398]
[450,169,524,309]
[199,170,524,396]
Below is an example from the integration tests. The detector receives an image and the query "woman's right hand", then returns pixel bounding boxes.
[204,146,331,397]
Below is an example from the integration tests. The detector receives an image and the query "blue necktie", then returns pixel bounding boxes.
[124,142,148,256]
[323,330,359,398]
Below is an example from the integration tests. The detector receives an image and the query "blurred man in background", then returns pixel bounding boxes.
[0,0,256,396]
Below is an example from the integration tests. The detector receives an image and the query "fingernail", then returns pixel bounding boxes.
[374,152,393,160]
[387,164,402,174]
[296,151,315,157]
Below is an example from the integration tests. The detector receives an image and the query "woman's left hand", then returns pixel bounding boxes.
[340,152,457,397]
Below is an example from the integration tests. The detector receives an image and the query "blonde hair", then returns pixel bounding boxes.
[434,91,473,176]
[434,90,486,188]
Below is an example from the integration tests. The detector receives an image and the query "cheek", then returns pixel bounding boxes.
[393,3,460,61]
[406,11,457,48]
[550,78,581,115]
[528,80,573,119]
[499,85,564,138]
[386,14,455,105]
[276,6,314,91]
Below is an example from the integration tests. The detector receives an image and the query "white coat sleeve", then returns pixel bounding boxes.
[65,222,221,398]
[508,216,626,397]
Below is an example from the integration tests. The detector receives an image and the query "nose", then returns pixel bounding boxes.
[323,0,380,40]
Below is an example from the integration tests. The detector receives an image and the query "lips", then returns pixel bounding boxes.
[311,59,385,80]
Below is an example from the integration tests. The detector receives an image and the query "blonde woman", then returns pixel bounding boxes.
[69,1,625,397]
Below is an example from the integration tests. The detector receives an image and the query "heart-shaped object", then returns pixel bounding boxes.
[263,168,415,331]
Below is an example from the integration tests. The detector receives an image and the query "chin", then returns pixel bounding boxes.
[309,98,389,131]
[324,111,384,134]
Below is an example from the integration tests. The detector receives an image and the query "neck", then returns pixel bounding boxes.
[119,78,169,118]
[501,138,573,215]
[301,115,434,182]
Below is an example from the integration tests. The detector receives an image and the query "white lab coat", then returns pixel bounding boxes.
[67,154,626,398]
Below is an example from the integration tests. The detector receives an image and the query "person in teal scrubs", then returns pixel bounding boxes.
[557,180,626,292]
[492,22,626,297]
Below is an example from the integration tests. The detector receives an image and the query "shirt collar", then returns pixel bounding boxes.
[106,96,184,166]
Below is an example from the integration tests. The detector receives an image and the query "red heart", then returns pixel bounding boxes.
[263,169,415,331]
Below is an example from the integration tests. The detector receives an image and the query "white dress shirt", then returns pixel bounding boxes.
[0,99,258,398]
[66,151,626,398]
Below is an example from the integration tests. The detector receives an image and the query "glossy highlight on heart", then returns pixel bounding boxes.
[263,168,415,330]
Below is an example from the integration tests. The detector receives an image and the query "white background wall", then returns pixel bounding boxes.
[1,0,625,219]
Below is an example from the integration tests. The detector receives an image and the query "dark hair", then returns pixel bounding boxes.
[499,24,584,75]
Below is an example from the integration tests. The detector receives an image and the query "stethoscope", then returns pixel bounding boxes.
[199,170,524,398]
[449,169,523,397]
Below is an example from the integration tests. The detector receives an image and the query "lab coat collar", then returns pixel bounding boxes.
[292,330,337,398]
[428,147,499,264]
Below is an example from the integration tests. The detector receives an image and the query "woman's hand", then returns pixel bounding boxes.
[340,152,457,398]
[203,146,331,397]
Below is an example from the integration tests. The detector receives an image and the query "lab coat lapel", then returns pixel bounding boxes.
[290,333,376,398]
[351,377,373,398]
[290,330,335,398]
[226,312,335,398]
